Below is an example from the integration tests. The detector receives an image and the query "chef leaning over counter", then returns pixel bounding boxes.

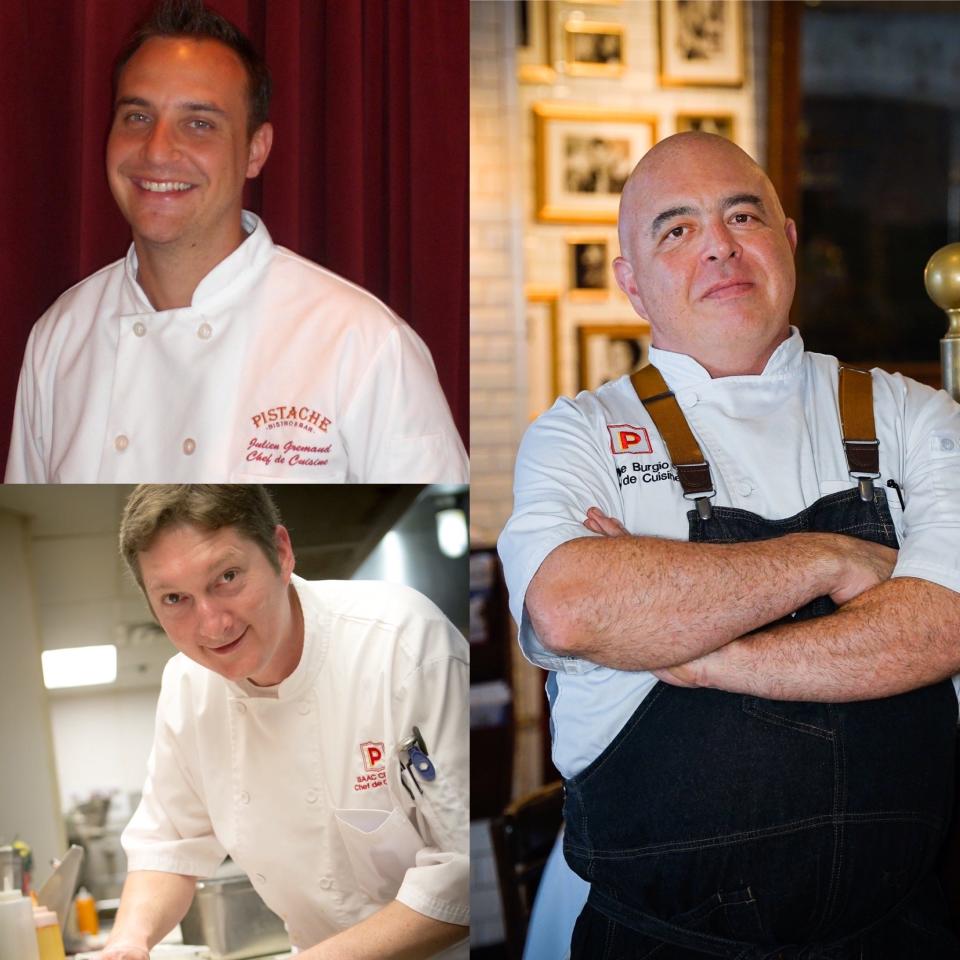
[91,485,469,960]
[4,0,467,484]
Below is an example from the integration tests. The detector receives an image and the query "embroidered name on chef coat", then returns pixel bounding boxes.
[246,403,335,470]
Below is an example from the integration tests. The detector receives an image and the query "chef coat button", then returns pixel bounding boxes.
[239,791,250,804]
[182,438,196,455]
[679,392,699,409]
[114,434,129,452]
[133,321,147,337]
[197,322,213,340]
[319,877,332,890]
[737,479,753,496]
[297,701,310,715]
[255,873,266,884]
[235,702,246,714]
[305,789,318,804]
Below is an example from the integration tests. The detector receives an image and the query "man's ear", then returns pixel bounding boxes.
[274,523,295,581]
[784,217,798,255]
[246,122,273,179]
[613,255,648,319]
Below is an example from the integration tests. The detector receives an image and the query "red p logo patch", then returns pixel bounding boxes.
[607,424,653,455]
[360,741,385,771]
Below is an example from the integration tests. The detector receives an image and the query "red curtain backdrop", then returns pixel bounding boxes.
[0,0,468,473]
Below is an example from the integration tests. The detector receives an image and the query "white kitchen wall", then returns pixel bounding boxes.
[48,688,161,811]
[0,509,65,882]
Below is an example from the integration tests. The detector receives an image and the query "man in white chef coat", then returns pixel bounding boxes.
[499,132,960,956]
[4,0,467,484]
[97,484,468,959]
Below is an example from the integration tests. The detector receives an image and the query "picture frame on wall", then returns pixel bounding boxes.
[567,236,610,300]
[577,322,652,391]
[517,0,557,84]
[675,111,737,141]
[534,103,657,223]
[525,285,562,420]
[658,0,744,88]
[564,21,626,77]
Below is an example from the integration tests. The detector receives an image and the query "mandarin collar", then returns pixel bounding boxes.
[648,326,805,391]
[121,210,274,316]
[226,575,331,702]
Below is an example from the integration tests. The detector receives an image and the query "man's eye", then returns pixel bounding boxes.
[221,569,238,583]
[188,119,213,130]
[731,213,754,224]
[665,225,686,240]
[125,112,149,124]
[161,593,182,606]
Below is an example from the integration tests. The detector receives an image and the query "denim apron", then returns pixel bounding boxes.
[565,366,959,959]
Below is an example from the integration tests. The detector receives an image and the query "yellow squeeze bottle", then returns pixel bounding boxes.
[34,906,66,960]
[74,886,99,936]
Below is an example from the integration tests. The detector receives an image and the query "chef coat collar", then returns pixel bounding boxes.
[226,575,331,701]
[121,210,274,316]
[647,326,804,390]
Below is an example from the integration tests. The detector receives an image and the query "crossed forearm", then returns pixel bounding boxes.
[526,522,894,671]
[668,575,960,701]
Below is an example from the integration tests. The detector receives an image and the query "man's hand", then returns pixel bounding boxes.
[93,943,150,960]
[825,535,897,605]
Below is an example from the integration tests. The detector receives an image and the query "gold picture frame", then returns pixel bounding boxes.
[675,111,737,141]
[566,235,610,301]
[534,102,657,224]
[525,285,562,419]
[517,0,557,84]
[658,0,745,88]
[577,321,651,392]
[564,21,626,78]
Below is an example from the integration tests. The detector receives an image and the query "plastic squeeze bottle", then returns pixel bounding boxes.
[33,906,65,960]
[74,886,99,935]
[0,878,40,960]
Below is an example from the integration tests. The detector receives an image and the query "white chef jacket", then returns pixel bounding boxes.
[5,212,467,483]
[121,575,469,957]
[498,329,960,778]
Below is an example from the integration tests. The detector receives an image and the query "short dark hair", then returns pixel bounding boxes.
[113,0,271,137]
[120,485,283,590]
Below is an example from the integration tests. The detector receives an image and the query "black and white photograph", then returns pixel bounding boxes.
[565,21,626,77]
[568,238,610,298]
[534,103,656,222]
[676,111,737,140]
[658,0,744,86]
[577,322,652,390]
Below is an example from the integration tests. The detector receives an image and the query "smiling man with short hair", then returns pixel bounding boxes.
[100,484,469,960]
[499,132,960,956]
[5,0,467,484]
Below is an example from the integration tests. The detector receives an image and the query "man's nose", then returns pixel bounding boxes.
[702,221,741,263]
[196,599,233,641]
[143,118,181,165]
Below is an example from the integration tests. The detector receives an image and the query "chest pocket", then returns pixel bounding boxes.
[333,806,424,902]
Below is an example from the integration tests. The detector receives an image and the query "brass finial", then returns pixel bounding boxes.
[925,243,960,400]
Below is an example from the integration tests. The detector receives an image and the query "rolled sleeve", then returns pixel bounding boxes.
[498,396,622,673]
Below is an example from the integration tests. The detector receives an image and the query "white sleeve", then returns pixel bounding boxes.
[392,619,469,927]
[340,325,468,483]
[497,397,623,674]
[887,374,960,593]
[121,665,226,878]
[5,329,47,482]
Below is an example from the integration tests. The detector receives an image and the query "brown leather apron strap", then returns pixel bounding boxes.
[630,365,715,518]
[838,365,880,501]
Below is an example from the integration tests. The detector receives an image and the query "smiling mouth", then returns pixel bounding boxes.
[703,281,753,301]
[131,177,196,194]
[207,629,247,656]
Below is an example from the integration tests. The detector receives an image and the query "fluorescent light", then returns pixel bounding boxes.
[381,531,407,584]
[41,645,117,689]
[436,508,467,558]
